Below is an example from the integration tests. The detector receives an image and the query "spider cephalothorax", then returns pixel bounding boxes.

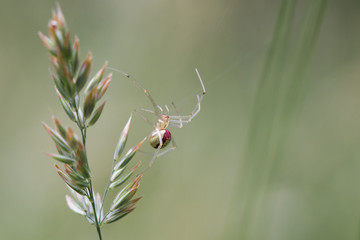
[156,114,170,130]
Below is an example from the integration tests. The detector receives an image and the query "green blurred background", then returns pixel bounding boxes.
[1,0,360,239]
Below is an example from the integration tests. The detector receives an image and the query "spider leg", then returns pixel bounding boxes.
[156,137,177,158]
[169,95,202,120]
[108,66,161,115]
[170,102,183,128]
[168,68,205,122]
[168,94,202,126]
[147,135,177,168]
[170,68,205,123]
[164,104,170,115]
[140,108,156,114]
[133,109,156,128]
[158,105,164,112]
[137,150,154,157]
[195,68,206,95]
[168,122,182,128]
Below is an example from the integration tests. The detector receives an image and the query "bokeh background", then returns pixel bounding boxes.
[0,0,360,239]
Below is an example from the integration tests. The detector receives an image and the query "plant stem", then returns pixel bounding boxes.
[100,158,117,224]
[75,105,103,240]
[88,181,103,240]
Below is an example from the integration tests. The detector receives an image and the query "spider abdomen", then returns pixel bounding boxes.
[149,129,171,149]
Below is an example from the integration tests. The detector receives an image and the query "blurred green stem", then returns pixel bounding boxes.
[268,0,329,190]
[228,0,329,239]
[236,0,297,239]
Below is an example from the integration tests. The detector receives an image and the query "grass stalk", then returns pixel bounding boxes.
[75,106,103,240]
[40,6,143,239]
[257,0,328,236]
[227,1,329,239]
[234,1,297,239]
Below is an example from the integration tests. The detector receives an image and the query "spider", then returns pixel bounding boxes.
[108,67,206,167]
